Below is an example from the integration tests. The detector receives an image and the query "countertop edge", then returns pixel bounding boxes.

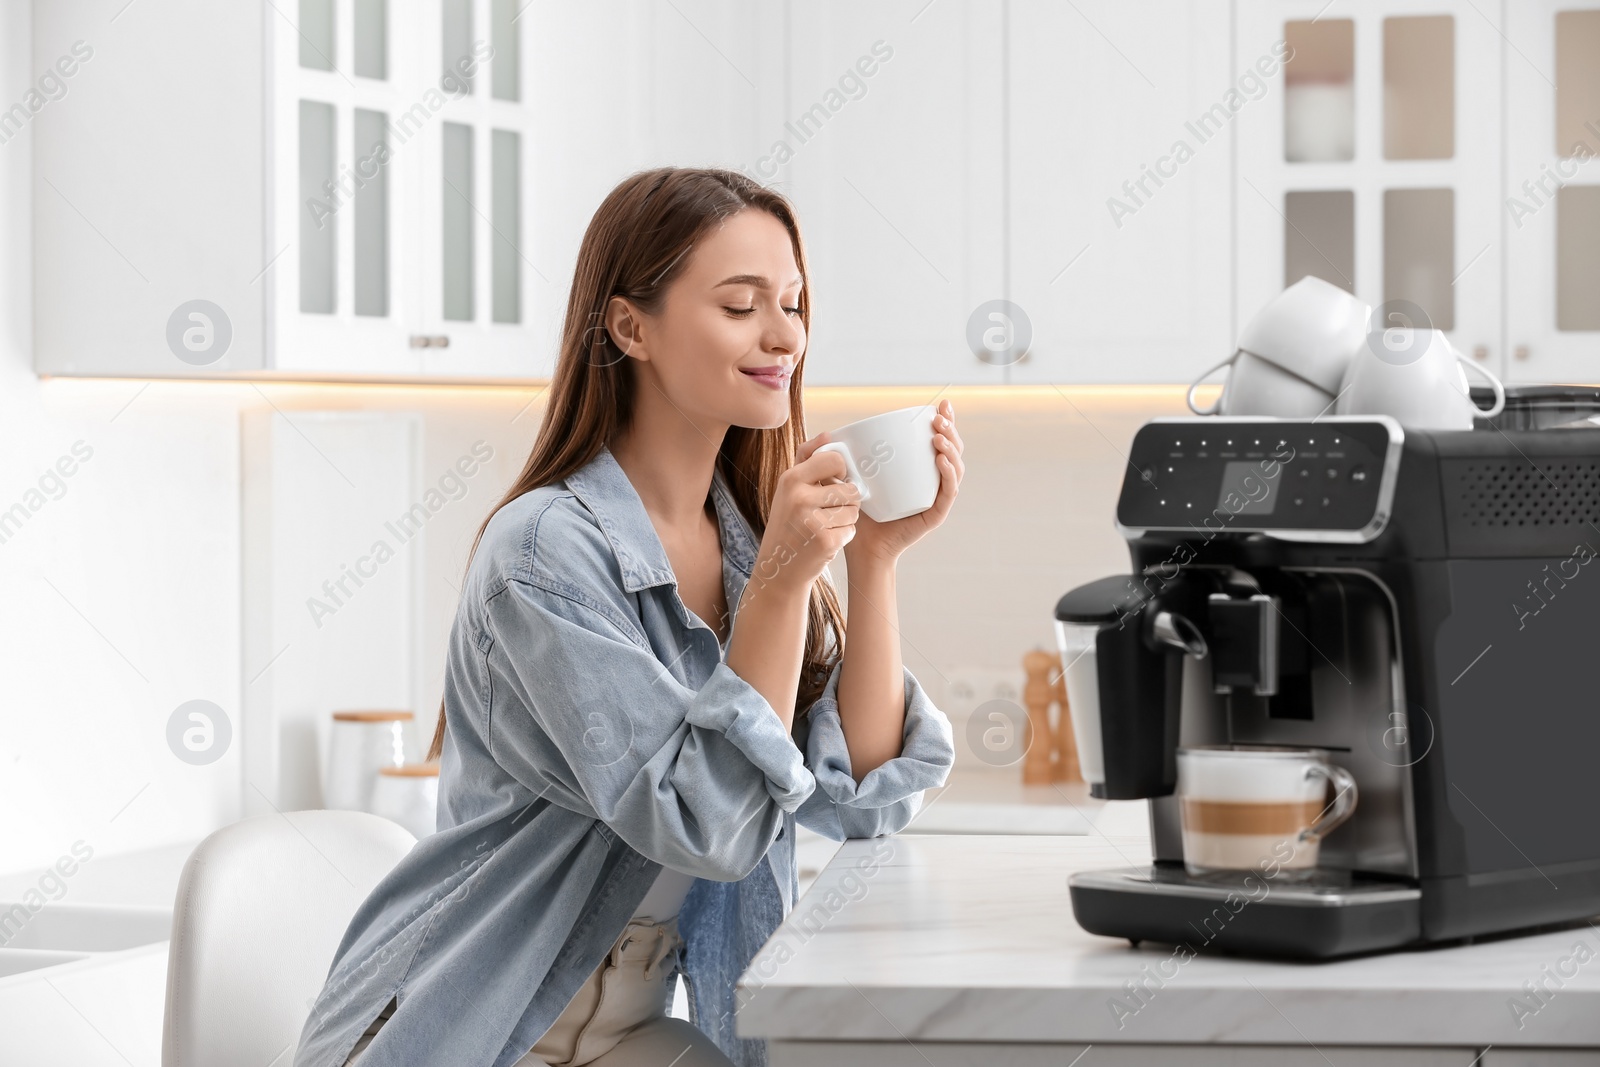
[736,835,1600,1048]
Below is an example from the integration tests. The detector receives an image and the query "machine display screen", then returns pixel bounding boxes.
[1216,460,1279,515]
[1116,418,1396,538]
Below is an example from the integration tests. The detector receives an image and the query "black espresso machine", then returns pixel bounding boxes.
[1056,414,1600,959]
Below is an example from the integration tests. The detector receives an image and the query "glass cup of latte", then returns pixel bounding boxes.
[1176,745,1358,881]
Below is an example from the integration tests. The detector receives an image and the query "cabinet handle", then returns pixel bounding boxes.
[1471,345,1488,361]
[408,335,451,349]
[1514,345,1529,361]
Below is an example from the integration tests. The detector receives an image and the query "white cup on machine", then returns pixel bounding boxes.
[815,405,940,523]
[1188,276,1371,418]
[1189,350,1341,419]
[1335,327,1506,431]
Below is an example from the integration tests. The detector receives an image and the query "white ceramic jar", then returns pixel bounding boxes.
[323,710,416,814]
[371,763,440,839]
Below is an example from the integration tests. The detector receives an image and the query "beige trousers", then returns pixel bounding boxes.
[343,915,734,1066]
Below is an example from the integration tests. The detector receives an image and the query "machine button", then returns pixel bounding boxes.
[1350,465,1368,483]
[1326,467,1339,480]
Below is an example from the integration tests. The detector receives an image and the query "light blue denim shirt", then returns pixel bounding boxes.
[292,443,955,1067]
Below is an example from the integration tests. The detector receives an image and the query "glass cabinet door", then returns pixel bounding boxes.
[1235,0,1502,378]
[1504,1,1600,384]
[271,0,544,378]
[274,0,420,375]
[417,0,541,377]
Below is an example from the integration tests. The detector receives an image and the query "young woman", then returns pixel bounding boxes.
[293,167,962,1067]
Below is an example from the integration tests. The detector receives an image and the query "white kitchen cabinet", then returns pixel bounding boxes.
[241,411,423,814]
[1503,0,1600,385]
[34,0,547,381]
[270,0,423,378]
[1234,0,1507,381]
[776,0,1007,387]
[519,0,780,375]
[1006,0,1234,384]
[631,0,777,174]
[32,0,789,383]
[38,4,1589,387]
[32,0,268,378]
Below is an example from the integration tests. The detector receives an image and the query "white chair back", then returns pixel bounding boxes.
[161,809,415,1067]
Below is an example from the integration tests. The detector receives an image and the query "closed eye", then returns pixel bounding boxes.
[723,304,802,317]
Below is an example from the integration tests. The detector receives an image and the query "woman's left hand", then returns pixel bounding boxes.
[845,398,964,564]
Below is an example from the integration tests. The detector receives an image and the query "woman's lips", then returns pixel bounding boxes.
[740,367,791,390]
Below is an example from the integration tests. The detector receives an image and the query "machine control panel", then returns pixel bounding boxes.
[1116,417,1403,543]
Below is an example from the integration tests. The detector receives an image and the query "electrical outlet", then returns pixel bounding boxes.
[942,667,1023,720]
[942,667,1028,772]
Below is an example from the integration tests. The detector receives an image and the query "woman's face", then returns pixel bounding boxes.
[610,208,806,431]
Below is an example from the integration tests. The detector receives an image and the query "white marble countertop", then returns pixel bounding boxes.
[0,839,196,909]
[0,840,197,1066]
[791,771,1150,900]
[901,769,1153,837]
[736,834,1600,1049]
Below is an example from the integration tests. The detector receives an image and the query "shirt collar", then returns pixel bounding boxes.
[563,444,761,593]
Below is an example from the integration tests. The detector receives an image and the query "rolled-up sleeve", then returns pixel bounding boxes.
[485,575,816,882]
[793,657,955,841]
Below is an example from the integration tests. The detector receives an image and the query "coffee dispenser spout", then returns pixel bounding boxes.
[1206,593,1280,697]
[1151,610,1208,659]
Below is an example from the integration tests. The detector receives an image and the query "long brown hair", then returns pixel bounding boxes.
[425,166,845,763]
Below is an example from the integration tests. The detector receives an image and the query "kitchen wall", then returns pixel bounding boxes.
[0,0,1201,878]
[239,381,1193,811]
[0,1,242,877]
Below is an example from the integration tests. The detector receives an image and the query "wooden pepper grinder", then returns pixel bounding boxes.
[1022,648,1081,784]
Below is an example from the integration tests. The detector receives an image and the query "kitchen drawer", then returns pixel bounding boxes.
[770,1042,1480,1066]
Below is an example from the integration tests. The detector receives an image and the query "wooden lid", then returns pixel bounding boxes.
[379,762,440,777]
[332,710,414,722]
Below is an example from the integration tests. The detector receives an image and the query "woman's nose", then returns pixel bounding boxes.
[765,310,803,355]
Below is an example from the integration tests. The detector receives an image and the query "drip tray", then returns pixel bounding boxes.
[1069,866,1422,959]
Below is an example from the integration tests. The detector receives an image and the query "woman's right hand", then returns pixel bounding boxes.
[751,434,861,599]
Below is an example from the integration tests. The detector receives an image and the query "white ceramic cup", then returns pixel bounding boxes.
[1189,277,1370,416]
[1176,745,1358,879]
[815,405,940,523]
[1335,327,1506,431]
[1186,349,1339,418]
